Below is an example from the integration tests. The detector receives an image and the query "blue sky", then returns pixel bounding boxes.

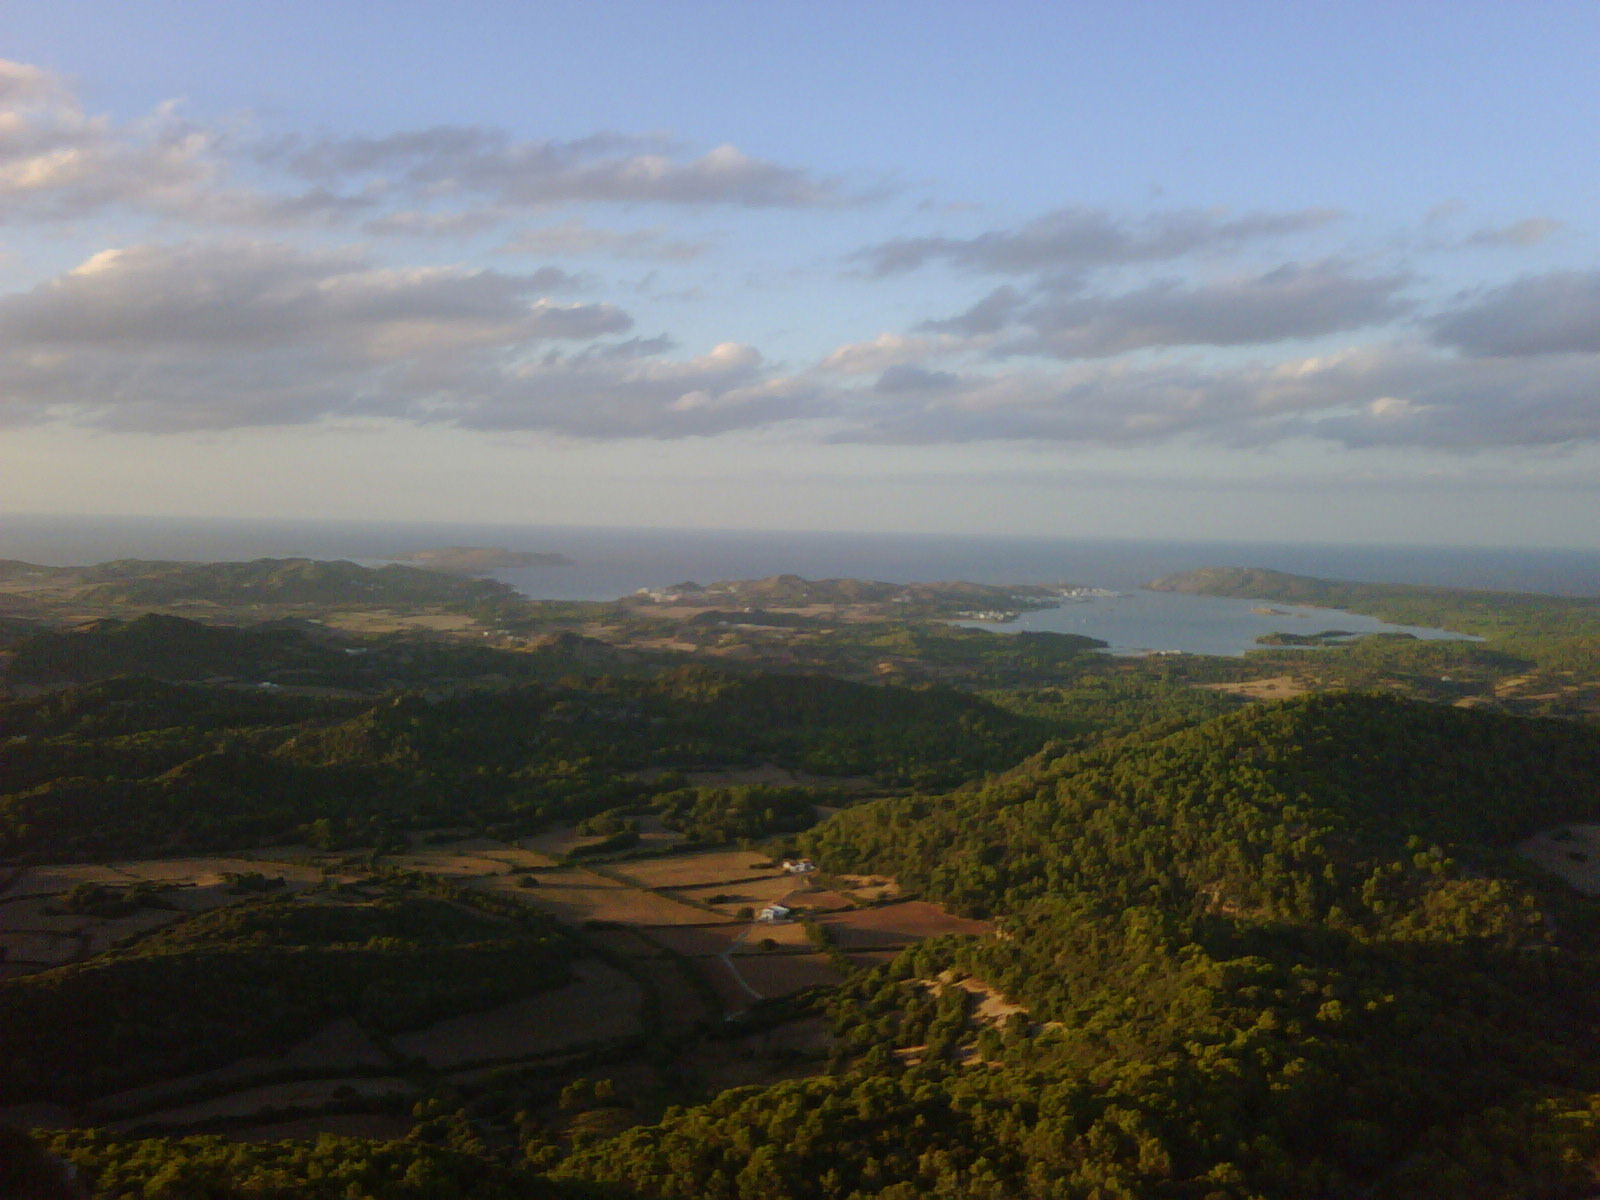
[4,1,1600,547]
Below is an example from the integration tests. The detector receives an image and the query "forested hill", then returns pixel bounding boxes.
[0,556,519,606]
[0,668,1055,860]
[804,692,1600,922]
[554,696,1600,1198]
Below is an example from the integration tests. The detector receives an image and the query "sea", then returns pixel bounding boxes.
[4,513,1597,657]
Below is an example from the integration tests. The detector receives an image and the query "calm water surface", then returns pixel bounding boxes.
[962,591,1476,657]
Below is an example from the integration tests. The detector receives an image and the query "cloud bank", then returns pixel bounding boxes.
[2,57,1595,457]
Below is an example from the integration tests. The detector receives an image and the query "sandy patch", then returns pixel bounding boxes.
[936,973,1028,1024]
[392,961,641,1067]
[1519,825,1600,894]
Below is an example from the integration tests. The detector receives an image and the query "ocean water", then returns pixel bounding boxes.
[0,514,1593,655]
[3,513,1597,596]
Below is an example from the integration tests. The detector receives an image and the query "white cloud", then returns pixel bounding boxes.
[990,262,1412,358]
[830,342,1600,450]
[818,332,973,374]
[0,240,630,431]
[264,126,848,209]
[854,205,1341,276]
[1431,270,1600,356]
[1464,217,1564,247]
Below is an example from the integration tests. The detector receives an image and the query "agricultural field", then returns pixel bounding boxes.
[605,848,777,889]
[392,961,642,1069]
[816,901,995,949]
[0,822,995,1145]
[0,855,329,975]
[88,1019,391,1122]
[734,952,843,998]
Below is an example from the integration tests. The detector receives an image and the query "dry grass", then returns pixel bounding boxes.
[491,867,714,926]
[676,874,799,916]
[1200,675,1312,701]
[733,921,812,950]
[320,610,479,635]
[792,889,856,912]
[615,849,778,890]
[391,961,642,1067]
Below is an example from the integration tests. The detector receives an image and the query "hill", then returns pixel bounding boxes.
[555,695,1600,1198]
[633,574,1069,614]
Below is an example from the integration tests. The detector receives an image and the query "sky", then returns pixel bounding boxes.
[3,0,1600,547]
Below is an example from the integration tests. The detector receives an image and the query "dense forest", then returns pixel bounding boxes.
[0,668,1054,860]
